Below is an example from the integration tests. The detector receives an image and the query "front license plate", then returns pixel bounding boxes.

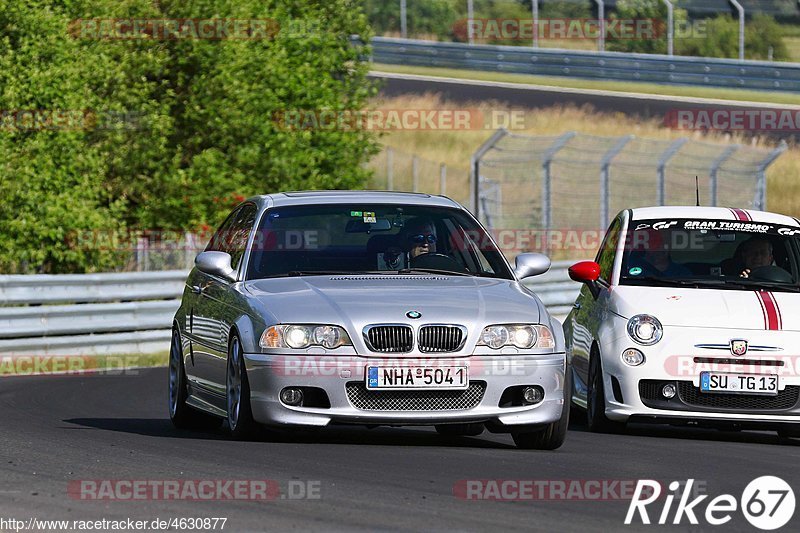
[366,366,469,390]
[700,372,779,396]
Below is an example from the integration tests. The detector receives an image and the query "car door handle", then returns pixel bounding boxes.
[191,285,204,294]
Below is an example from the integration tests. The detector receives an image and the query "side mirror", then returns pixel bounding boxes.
[568,261,601,298]
[568,261,601,283]
[195,251,236,282]
[514,253,551,280]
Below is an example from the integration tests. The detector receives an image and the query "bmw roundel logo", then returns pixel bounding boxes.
[406,310,422,319]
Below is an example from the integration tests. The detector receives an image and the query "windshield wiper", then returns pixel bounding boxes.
[285,270,378,276]
[397,267,472,277]
[720,279,800,292]
[622,276,725,287]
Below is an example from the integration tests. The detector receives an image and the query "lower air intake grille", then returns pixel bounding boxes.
[365,325,413,353]
[418,325,465,353]
[345,381,486,411]
[678,382,800,410]
[639,380,800,411]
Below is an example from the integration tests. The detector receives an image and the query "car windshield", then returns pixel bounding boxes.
[246,203,513,280]
[619,218,800,292]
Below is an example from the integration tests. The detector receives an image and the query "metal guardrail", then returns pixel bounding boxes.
[369,37,800,92]
[0,264,582,356]
[522,260,581,319]
[0,271,186,356]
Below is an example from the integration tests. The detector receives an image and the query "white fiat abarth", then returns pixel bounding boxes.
[564,206,800,438]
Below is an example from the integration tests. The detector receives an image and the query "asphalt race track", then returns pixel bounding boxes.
[373,72,800,143]
[1,368,798,532]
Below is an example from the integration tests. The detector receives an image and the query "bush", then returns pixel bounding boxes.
[0,0,379,273]
[362,0,461,40]
[678,14,788,60]
[745,14,789,60]
[606,0,689,54]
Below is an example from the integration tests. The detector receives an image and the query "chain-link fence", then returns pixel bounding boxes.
[473,129,786,258]
[122,134,787,270]
[366,146,471,206]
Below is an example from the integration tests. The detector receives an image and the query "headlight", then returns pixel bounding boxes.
[478,324,554,350]
[260,324,351,349]
[627,315,663,345]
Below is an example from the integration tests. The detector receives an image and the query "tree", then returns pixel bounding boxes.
[606,0,689,55]
[0,0,379,273]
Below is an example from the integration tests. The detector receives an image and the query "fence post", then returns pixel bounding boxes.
[412,155,419,192]
[754,141,787,210]
[532,0,539,48]
[400,0,407,39]
[467,0,474,45]
[439,163,447,195]
[480,195,494,230]
[593,0,605,52]
[729,0,745,61]
[661,0,674,56]
[709,145,739,207]
[600,135,634,228]
[541,132,577,234]
[387,147,394,190]
[470,128,509,217]
[657,138,688,205]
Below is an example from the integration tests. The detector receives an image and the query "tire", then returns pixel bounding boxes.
[435,423,484,437]
[168,328,220,430]
[511,366,571,450]
[226,333,258,440]
[586,347,625,434]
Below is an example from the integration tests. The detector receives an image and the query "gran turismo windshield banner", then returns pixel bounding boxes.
[631,219,800,237]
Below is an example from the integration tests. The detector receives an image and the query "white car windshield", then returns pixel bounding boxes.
[619,218,800,292]
[245,204,514,280]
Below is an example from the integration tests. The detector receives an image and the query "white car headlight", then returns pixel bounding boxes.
[260,324,352,349]
[627,315,663,345]
[478,324,554,350]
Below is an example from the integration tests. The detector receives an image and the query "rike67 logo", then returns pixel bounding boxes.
[626,477,795,530]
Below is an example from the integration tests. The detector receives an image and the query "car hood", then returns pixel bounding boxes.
[244,274,543,348]
[610,285,799,331]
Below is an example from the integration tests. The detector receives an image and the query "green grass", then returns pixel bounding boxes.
[372,63,800,106]
[0,351,168,377]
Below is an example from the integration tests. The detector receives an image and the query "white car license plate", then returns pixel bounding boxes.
[699,372,779,396]
[366,366,468,390]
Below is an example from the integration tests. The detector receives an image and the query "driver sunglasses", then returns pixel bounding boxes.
[409,233,437,245]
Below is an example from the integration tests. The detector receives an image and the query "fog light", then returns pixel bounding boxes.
[662,383,677,399]
[280,387,303,406]
[621,348,645,366]
[522,386,544,405]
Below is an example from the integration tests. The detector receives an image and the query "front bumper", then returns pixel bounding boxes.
[598,321,800,425]
[243,353,566,429]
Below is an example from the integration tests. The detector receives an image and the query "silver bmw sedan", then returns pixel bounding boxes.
[169,191,570,449]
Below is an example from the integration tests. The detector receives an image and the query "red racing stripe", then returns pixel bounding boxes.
[755,290,782,330]
[729,208,752,221]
